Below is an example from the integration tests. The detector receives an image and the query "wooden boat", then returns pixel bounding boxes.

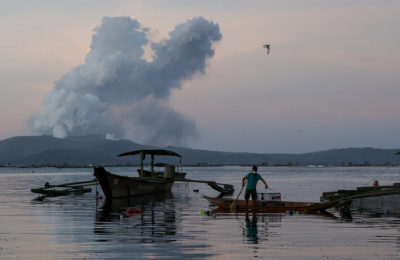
[94,166,175,198]
[94,149,235,198]
[94,149,182,199]
[204,196,340,213]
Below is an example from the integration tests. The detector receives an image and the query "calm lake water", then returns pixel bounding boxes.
[1,166,400,259]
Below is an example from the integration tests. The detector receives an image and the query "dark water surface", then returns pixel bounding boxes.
[1,166,400,259]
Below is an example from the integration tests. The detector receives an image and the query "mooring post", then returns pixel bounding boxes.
[140,151,144,178]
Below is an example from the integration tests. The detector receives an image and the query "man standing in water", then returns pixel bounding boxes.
[243,166,268,205]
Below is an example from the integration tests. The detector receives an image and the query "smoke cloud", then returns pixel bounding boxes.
[28,16,222,146]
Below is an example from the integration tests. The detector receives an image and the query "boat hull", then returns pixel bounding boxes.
[204,196,339,213]
[94,167,174,199]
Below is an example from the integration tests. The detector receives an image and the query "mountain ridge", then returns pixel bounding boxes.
[0,135,398,166]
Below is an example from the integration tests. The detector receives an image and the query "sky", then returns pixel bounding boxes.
[1,1,400,154]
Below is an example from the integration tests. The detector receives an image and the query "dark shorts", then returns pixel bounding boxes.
[245,189,257,201]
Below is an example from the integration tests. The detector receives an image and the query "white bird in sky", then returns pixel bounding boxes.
[263,44,270,54]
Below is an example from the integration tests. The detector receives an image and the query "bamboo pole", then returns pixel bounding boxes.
[44,178,98,188]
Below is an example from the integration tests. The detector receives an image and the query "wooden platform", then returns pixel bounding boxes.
[320,183,400,203]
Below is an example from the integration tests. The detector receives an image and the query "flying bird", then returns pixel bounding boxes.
[263,44,270,54]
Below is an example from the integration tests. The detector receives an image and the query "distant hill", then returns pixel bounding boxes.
[0,135,398,166]
[0,135,153,166]
[166,146,400,166]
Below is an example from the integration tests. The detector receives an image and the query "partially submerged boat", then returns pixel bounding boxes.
[31,179,97,197]
[204,196,340,213]
[94,149,182,199]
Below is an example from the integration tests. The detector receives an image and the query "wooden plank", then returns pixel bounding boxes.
[342,188,400,202]
[175,178,234,193]
[46,178,98,188]
[175,178,233,187]
[321,185,400,202]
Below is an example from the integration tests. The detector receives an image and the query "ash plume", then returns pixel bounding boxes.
[28,16,222,146]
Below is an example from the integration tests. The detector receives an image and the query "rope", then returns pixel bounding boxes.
[398,154,400,184]
[362,165,391,187]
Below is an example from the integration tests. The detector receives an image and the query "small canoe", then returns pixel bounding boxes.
[204,196,340,213]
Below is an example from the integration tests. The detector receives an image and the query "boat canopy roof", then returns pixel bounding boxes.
[118,149,182,158]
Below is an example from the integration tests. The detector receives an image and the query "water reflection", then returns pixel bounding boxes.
[244,212,259,244]
[207,210,282,245]
[95,192,178,242]
[218,209,341,245]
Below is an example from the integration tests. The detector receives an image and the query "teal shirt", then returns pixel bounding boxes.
[245,172,263,190]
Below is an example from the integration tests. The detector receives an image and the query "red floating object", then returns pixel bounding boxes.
[126,208,142,215]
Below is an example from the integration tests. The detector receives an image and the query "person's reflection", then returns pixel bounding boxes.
[244,212,258,244]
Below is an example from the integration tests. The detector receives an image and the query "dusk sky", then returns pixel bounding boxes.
[1,1,399,154]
